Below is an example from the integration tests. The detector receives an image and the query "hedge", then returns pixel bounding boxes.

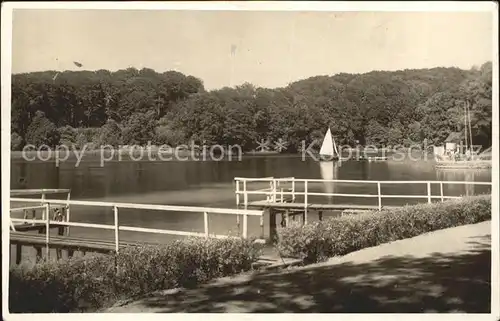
[277,195,491,264]
[9,237,262,313]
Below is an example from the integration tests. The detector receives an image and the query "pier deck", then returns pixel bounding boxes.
[12,223,67,232]
[10,232,155,253]
[12,233,119,253]
[10,232,299,269]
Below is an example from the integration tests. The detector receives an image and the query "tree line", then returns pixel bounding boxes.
[11,62,492,152]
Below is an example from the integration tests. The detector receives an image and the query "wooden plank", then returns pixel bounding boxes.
[13,223,67,232]
[10,233,143,252]
[246,201,401,211]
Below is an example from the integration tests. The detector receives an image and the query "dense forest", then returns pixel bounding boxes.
[11,62,492,152]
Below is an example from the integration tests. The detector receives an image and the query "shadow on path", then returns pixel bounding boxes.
[125,234,490,313]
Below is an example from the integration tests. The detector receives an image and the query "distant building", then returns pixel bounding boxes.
[444,132,463,151]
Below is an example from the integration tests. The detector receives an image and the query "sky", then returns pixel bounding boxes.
[11,9,494,90]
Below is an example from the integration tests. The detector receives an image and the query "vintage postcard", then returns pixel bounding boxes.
[1,1,498,319]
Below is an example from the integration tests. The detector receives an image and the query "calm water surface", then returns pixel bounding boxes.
[10,155,491,260]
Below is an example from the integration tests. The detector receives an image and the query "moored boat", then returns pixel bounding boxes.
[434,101,492,169]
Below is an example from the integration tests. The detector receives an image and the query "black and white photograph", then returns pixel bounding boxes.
[1,1,498,317]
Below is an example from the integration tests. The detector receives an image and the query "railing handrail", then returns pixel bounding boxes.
[235,178,492,185]
[10,218,242,240]
[234,176,491,215]
[10,197,264,216]
[235,190,464,199]
[10,189,71,196]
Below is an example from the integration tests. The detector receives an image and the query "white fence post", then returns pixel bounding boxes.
[243,181,248,239]
[304,180,308,224]
[427,182,432,204]
[272,179,277,202]
[41,191,46,221]
[235,180,240,228]
[291,179,296,202]
[114,206,119,253]
[377,182,382,210]
[242,214,248,239]
[259,213,264,239]
[235,180,240,207]
[45,203,50,259]
[66,191,71,236]
[440,182,444,202]
[10,219,17,232]
[204,211,209,237]
[243,180,248,208]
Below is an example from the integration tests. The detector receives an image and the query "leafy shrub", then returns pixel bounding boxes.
[25,111,60,148]
[11,132,23,151]
[95,119,123,147]
[58,125,78,146]
[9,237,262,313]
[277,195,491,264]
[74,127,101,149]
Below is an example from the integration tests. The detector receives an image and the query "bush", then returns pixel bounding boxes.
[95,120,123,147]
[25,111,60,148]
[277,195,491,264]
[74,127,101,149]
[11,132,23,151]
[9,237,262,313]
[58,126,78,146]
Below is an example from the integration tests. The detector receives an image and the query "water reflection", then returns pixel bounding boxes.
[10,156,492,242]
[319,161,340,201]
[11,157,492,200]
[436,169,491,196]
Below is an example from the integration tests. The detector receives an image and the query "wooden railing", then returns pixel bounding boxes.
[10,193,265,259]
[11,188,72,234]
[234,177,492,223]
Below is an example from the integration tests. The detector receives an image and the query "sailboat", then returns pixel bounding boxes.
[435,101,491,169]
[319,128,340,161]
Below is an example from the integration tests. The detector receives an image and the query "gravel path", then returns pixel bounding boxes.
[105,221,491,313]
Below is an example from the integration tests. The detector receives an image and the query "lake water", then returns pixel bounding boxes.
[10,154,492,262]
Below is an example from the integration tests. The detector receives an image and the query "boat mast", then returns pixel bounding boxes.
[467,100,473,154]
[463,101,469,153]
[332,135,339,157]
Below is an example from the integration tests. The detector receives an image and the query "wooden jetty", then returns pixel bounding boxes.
[9,189,266,265]
[234,177,492,241]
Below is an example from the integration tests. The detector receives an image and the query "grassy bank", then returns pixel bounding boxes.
[277,195,491,264]
[9,237,262,313]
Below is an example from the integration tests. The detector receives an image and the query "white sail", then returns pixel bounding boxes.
[319,128,335,157]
